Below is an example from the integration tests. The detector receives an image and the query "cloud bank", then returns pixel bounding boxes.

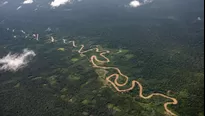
[129,0,141,7]
[129,0,153,8]
[0,49,36,72]
[50,0,71,7]
[23,0,33,4]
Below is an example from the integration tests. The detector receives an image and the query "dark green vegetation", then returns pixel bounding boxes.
[0,23,204,116]
[0,0,204,115]
[0,29,166,116]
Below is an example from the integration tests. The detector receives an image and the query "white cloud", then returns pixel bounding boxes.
[129,0,153,8]
[0,49,36,72]
[0,1,8,7]
[3,1,8,5]
[16,6,22,10]
[129,0,141,8]
[50,0,71,7]
[21,30,26,34]
[143,0,153,4]
[23,0,33,4]
[197,17,202,21]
